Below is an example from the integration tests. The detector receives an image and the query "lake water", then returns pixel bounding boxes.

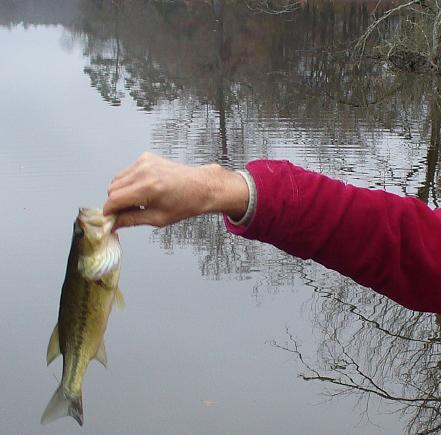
[1,1,440,434]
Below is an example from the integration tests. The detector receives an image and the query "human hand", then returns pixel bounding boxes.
[103,152,249,229]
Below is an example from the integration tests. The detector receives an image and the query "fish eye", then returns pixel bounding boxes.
[74,221,84,238]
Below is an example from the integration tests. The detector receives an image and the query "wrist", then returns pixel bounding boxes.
[199,164,249,220]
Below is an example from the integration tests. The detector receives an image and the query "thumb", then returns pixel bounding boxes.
[114,208,165,229]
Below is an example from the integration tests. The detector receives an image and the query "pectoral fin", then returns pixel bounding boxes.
[94,340,108,367]
[46,324,60,366]
[113,287,125,309]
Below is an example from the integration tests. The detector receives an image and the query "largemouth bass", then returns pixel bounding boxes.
[41,208,123,426]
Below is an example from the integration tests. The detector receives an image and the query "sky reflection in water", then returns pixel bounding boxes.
[0,1,440,434]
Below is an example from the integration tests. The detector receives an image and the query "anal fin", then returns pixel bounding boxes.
[46,324,60,366]
[94,340,108,368]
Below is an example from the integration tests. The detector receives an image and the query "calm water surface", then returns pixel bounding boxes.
[1,1,440,434]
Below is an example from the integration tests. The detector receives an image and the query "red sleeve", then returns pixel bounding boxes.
[225,160,441,314]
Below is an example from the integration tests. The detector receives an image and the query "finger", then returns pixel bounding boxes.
[113,209,147,229]
[107,206,140,230]
[107,172,137,195]
[103,185,144,216]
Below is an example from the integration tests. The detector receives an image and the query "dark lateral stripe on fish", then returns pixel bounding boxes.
[69,282,91,387]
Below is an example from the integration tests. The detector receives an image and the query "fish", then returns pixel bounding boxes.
[41,208,123,426]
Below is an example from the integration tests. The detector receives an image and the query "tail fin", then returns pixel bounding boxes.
[40,385,83,426]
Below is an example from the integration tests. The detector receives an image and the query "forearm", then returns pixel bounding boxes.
[225,160,441,314]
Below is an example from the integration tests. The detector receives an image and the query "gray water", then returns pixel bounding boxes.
[1,1,440,434]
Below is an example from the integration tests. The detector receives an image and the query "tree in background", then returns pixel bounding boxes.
[356,0,441,74]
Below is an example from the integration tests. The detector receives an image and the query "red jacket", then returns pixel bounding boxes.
[225,160,441,314]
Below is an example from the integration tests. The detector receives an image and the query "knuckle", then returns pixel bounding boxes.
[137,161,152,176]
[150,177,163,194]
[140,151,151,161]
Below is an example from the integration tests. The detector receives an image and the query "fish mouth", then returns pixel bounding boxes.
[78,208,116,233]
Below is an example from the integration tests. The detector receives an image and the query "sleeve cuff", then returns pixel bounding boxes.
[226,170,257,227]
[224,160,301,240]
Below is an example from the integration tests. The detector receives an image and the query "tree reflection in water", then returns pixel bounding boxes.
[272,274,441,435]
[69,4,441,431]
[2,1,441,432]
